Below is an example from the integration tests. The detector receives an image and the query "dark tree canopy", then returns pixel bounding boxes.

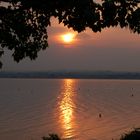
[0,0,140,67]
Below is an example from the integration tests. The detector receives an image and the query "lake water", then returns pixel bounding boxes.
[0,79,140,140]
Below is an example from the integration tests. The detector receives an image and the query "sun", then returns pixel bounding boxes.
[61,33,75,43]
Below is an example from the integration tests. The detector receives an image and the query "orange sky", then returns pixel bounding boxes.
[2,17,140,72]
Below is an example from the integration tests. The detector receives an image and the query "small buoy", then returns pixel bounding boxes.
[131,94,134,97]
[99,113,102,118]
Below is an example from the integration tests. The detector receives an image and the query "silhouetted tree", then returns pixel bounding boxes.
[0,0,140,67]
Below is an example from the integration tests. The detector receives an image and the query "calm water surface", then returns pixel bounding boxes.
[0,79,140,140]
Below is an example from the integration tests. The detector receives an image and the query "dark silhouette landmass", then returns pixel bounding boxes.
[1,71,140,79]
[0,0,140,67]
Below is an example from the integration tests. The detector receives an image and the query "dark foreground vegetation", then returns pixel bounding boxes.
[120,128,140,140]
[0,0,140,68]
[42,128,140,140]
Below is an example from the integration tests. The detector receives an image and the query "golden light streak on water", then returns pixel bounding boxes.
[58,79,76,138]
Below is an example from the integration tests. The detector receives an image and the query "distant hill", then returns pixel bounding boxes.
[0,71,140,79]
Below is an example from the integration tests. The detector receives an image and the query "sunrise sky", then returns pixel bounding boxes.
[1,17,140,72]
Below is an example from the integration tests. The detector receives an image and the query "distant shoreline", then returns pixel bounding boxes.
[1,71,140,79]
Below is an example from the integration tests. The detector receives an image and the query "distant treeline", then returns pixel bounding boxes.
[1,71,140,79]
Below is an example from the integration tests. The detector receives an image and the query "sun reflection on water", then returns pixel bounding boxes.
[59,79,76,138]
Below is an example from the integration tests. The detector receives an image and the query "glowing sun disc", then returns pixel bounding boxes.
[61,33,75,43]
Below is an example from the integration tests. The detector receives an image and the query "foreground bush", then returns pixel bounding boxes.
[42,134,61,140]
[120,128,140,140]
[42,128,140,140]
